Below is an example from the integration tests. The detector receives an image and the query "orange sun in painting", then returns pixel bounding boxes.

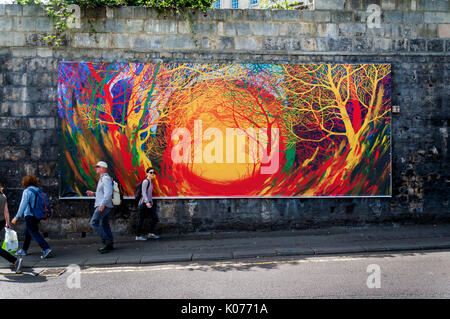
[159,79,289,196]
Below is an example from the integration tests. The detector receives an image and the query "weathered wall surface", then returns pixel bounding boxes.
[0,0,449,236]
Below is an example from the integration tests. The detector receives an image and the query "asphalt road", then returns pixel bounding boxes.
[0,250,449,299]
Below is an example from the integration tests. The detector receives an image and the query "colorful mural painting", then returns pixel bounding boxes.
[57,62,391,198]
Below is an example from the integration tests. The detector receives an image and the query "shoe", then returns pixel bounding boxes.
[14,258,23,274]
[41,249,52,259]
[147,233,160,239]
[135,236,147,241]
[98,241,114,254]
[16,249,27,256]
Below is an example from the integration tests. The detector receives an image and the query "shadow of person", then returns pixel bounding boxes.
[0,270,48,283]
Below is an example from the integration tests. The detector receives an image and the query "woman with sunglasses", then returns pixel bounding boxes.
[136,167,160,241]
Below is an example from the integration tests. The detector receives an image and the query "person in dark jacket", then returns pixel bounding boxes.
[135,167,160,241]
[0,179,23,273]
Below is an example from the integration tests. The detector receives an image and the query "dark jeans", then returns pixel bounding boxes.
[0,220,17,264]
[22,216,50,251]
[136,201,159,236]
[90,207,114,243]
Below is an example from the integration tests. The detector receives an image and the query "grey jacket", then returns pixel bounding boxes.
[138,179,153,206]
[95,173,113,208]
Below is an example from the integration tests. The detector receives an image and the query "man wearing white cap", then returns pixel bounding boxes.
[86,161,114,253]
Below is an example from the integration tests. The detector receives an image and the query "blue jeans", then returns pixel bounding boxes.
[22,216,50,251]
[90,207,114,243]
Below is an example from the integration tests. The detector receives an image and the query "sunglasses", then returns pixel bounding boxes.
[148,171,155,174]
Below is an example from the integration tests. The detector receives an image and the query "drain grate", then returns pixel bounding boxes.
[37,268,67,277]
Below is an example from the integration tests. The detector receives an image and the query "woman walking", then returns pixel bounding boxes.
[12,175,52,259]
[135,167,160,241]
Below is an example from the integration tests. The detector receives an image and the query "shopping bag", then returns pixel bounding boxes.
[2,228,18,255]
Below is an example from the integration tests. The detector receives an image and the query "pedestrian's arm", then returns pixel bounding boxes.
[12,190,30,223]
[142,180,150,204]
[4,202,11,228]
[101,177,113,207]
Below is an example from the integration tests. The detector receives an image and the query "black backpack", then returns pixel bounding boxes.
[134,180,149,203]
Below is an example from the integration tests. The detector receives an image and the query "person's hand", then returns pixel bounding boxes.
[99,206,105,212]
[146,202,152,209]
[86,190,95,197]
[5,220,11,228]
[11,217,18,225]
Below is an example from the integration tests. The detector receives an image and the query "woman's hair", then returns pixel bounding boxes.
[22,175,39,188]
[146,167,155,173]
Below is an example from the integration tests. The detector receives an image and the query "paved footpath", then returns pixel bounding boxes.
[1,224,450,270]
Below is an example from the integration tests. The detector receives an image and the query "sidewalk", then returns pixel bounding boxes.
[1,223,450,270]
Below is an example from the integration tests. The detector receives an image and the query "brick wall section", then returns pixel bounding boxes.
[0,0,449,236]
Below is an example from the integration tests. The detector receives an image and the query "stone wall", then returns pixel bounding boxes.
[0,0,449,236]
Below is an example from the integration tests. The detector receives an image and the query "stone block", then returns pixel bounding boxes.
[409,38,427,51]
[73,33,109,48]
[134,35,162,50]
[22,5,46,17]
[0,5,4,16]
[331,11,354,23]
[382,0,396,10]
[301,11,331,22]
[5,4,22,16]
[0,146,27,161]
[427,39,444,51]
[144,20,177,34]
[36,17,54,32]
[353,38,374,51]
[0,32,24,46]
[190,21,216,34]
[252,22,279,36]
[325,36,345,50]
[125,19,143,33]
[316,23,338,38]
[424,12,450,24]
[280,22,316,37]
[234,36,262,51]
[264,37,301,51]
[1,102,33,117]
[438,24,450,38]
[373,38,393,51]
[111,34,134,49]
[314,0,345,10]
[164,35,198,49]
[29,117,55,130]
[338,23,366,36]
[225,22,251,36]
[14,17,36,31]
[0,17,12,31]
[403,12,424,23]
[245,9,271,21]
[271,10,301,21]
[417,0,448,11]
[384,11,404,23]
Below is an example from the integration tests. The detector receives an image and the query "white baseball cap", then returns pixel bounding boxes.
[95,161,108,168]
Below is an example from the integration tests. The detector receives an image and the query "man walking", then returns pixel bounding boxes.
[86,161,114,254]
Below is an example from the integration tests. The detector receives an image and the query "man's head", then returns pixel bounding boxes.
[95,161,108,175]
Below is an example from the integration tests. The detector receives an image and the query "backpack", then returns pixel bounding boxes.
[28,187,52,220]
[134,179,149,203]
[112,180,124,206]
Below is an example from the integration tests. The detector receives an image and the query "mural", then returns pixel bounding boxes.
[57,62,391,197]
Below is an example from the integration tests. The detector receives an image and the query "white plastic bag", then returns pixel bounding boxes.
[2,228,18,255]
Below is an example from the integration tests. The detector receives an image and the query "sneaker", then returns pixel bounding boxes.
[41,249,52,259]
[16,249,27,256]
[147,233,160,239]
[14,258,23,274]
[135,236,147,241]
